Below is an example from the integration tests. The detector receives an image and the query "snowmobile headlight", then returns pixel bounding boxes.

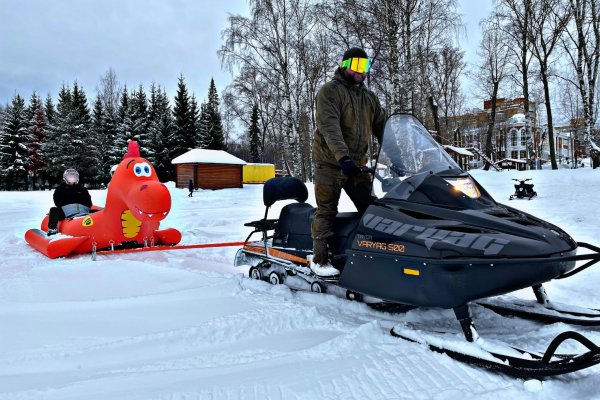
[445,177,481,199]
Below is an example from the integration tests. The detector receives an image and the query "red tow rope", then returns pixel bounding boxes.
[96,241,246,256]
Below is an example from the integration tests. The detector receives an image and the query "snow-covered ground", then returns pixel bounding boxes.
[1,167,600,400]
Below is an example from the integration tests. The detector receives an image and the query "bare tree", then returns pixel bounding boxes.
[220,0,323,180]
[97,68,121,113]
[528,0,571,169]
[429,45,466,139]
[562,0,600,151]
[497,0,537,160]
[475,15,511,170]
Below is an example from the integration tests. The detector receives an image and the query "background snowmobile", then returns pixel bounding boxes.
[509,178,537,200]
[234,114,600,378]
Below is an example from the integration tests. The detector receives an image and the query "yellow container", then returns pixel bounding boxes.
[243,163,276,184]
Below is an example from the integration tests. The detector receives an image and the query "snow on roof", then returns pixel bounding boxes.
[507,113,526,125]
[499,158,527,164]
[443,145,474,156]
[245,163,275,167]
[171,149,247,165]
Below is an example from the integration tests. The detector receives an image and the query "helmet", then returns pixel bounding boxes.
[63,168,79,185]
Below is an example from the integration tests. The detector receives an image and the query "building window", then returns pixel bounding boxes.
[511,129,518,147]
[520,129,527,146]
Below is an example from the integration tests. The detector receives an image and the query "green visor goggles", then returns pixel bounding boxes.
[340,57,371,74]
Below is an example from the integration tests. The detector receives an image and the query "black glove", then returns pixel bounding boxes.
[339,156,362,177]
[390,162,406,177]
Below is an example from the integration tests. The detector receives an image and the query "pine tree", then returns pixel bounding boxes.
[27,93,48,189]
[44,93,56,125]
[198,78,226,150]
[198,102,210,148]
[170,74,195,159]
[43,84,72,183]
[248,104,261,163]
[130,84,151,157]
[0,94,29,190]
[91,94,110,184]
[70,81,98,185]
[190,95,201,148]
[109,86,133,165]
[99,92,118,183]
[148,84,174,181]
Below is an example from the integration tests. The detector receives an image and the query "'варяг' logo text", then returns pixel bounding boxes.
[362,214,509,255]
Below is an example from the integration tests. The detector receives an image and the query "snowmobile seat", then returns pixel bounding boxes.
[274,203,314,250]
[273,202,360,256]
[244,177,309,236]
[331,212,361,256]
[263,177,308,207]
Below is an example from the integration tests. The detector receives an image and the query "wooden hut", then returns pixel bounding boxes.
[498,158,528,171]
[171,149,247,190]
[443,145,474,171]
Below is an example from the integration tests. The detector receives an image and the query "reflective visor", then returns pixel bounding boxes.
[340,57,371,74]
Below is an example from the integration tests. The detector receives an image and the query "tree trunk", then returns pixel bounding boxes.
[483,81,500,171]
[540,68,558,169]
[428,95,441,143]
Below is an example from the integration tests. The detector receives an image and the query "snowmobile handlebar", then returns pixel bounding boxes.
[512,178,532,182]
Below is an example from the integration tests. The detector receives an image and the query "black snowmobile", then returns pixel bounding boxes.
[234,114,600,378]
[509,178,537,200]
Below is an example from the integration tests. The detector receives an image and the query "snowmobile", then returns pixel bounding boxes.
[234,114,600,378]
[509,178,537,200]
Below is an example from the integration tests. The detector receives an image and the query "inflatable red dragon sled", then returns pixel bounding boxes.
[25,141,182,258]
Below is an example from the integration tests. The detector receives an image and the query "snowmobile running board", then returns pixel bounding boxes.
[391,327,600,379]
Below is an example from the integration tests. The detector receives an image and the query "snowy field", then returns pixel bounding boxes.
[1,167,600,400]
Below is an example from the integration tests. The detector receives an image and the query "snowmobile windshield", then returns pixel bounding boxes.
[372,114,464,200]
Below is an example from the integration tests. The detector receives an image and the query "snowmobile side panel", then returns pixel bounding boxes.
[339,249,577,309]
[24,229,89,259]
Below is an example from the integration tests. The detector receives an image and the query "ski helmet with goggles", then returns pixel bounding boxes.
[340,47,371,74]
[63,168,79,185]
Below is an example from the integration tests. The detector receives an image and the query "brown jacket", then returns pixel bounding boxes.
[313,69,386,168]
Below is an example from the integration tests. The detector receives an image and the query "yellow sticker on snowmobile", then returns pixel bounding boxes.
[82,216,94,227]
[403,268,420,276]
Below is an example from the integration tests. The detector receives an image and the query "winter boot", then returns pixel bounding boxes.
[307,255,340,277]
[47,207,60,236]
[309,239,339,277]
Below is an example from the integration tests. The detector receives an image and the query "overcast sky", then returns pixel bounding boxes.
[0,0,248,105]
[0,0,492,108]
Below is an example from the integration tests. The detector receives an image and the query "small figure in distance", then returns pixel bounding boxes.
[188,179,194,197]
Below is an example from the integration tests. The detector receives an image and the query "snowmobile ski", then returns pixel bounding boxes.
[391,324,600,379]
[477,283,600,326]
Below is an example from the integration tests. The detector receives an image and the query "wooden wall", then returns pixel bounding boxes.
[176,164,195,189]
[176,164,243,189]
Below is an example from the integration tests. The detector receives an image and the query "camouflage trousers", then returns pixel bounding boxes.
[311,164,373,264]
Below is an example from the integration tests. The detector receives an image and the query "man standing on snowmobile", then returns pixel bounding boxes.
[310,47,386,277]
[47,169,93,235]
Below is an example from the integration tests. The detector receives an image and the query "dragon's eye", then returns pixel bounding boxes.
[133,162,153,177]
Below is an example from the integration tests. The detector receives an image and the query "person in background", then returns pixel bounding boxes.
[309,46,386,277]
[47,169,93,236]
[188,179,194,197]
